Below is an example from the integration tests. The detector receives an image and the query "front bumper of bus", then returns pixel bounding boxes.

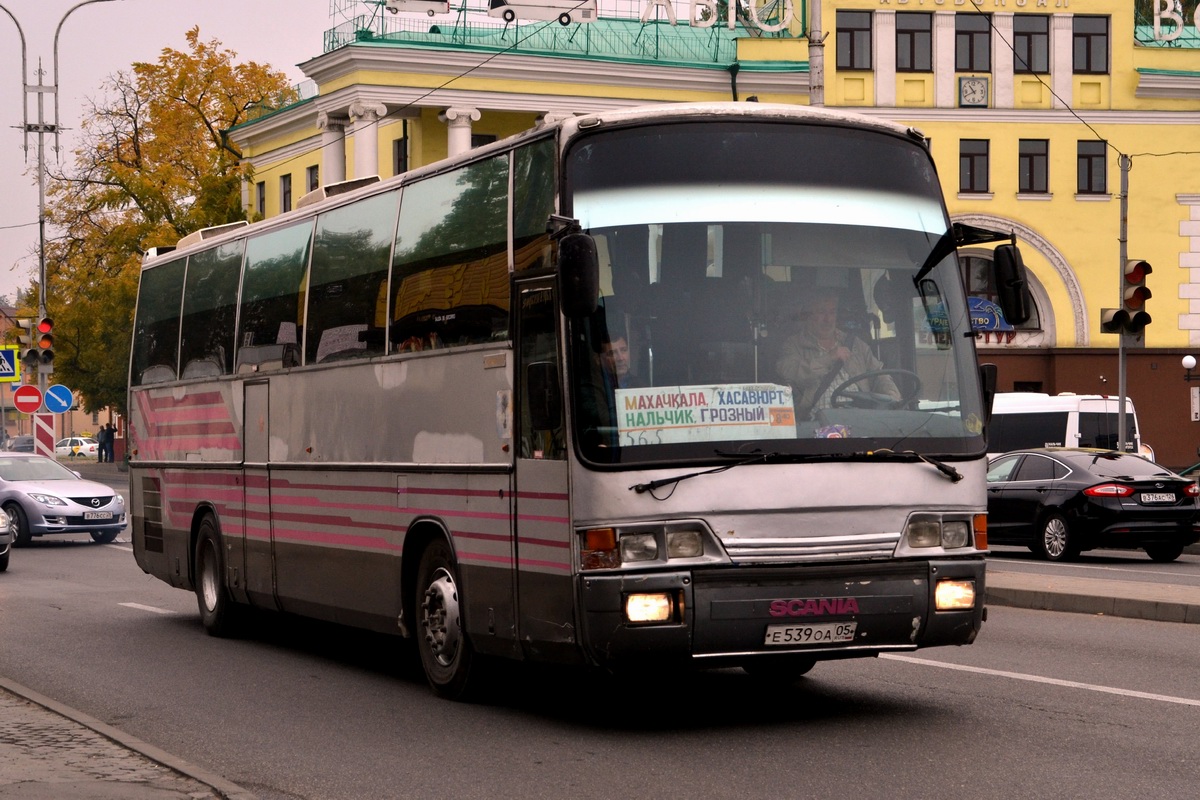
[577,559,985,669]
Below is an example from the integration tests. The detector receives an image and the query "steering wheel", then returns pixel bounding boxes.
[829,369,921,410]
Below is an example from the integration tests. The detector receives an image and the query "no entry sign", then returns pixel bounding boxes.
[13,385,42,414]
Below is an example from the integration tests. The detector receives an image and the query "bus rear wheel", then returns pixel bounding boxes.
[194,516,244,637]
[415,538,479,700]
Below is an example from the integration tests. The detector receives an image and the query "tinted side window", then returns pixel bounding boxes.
[1078,412,1135,451]
[391,155,510,351]
[238,221,313,372]
[305,191,399,364]
[988,411,1068,451]
[179,242,244,378]
[131,259,186,385]
[1014,455,1057,481]
[513,139,556,273]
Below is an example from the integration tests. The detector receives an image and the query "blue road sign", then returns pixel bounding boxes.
[0,346,19,383]
[44,384,74,414]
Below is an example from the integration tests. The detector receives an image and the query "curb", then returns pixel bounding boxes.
[0,675,257,800]
[985,572,1200,624]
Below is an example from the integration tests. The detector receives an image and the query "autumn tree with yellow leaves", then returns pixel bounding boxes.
[36,27,295,414]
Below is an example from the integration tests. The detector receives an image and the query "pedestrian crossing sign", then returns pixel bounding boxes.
[0,346,19,383]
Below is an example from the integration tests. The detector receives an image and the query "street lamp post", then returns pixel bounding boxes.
[2,0,120,401]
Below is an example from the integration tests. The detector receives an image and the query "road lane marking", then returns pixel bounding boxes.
[882,653,1200,707]
[119,602,175,615]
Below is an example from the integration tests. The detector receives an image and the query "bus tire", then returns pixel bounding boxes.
[741,656,816,683]
[558,13,571,25]
[5,503,32,547]
[503,9,515,22]
[415,538,479,700]
[0,543,9,572]
[194,515,244,637]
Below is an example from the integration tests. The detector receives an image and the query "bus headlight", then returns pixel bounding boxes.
[625,592,675,623]
[935,579,976,610]
[904,514,978,550]
[620,533,658,562]
[667,530,703,558]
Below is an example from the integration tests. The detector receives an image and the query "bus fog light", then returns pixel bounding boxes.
[626,593,673,623]
[620,533,658,562]
[666,530,703,558]
[906,517,941,548]
[941,521,970,549]
[935,579,976,610]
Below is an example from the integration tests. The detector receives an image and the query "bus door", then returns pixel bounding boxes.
[512,280,576,660]
[242,379,279,611]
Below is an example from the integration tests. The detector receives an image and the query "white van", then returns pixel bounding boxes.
[987,392,1153,461]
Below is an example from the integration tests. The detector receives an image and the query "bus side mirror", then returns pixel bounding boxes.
[993,244,1031,326]
[527,361,562,431]
[557,232,599,318]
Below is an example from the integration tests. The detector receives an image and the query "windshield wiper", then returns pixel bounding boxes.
[630,450,780,496]
[862,448,963,483]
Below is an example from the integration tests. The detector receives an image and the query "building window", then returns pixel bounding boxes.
[280,174,292,213]
[955,13,991,72]
[896,13,932,72]
[1013,14,1050,73]
[1073,16,1109,74]
[307,165,320,193]
[393,120,409,176]
[1019,140,1049,194]
[471,134,498,148]
[959,139,989,193]
[836,11,872,70]
[255,181,265,217]
[1077,140,1107,194]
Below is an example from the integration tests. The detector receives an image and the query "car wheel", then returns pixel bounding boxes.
[90,530,119,544]
[194,515,245,637]
[741,656,817,683]
[415,537,481,700]
[1144,543,1184,563]
[4,503,31,547]
[1037,512,1078,562]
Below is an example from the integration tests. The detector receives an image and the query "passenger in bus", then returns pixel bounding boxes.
[776,288,899,417]
[598,333,644,391]
[578,330,644,448]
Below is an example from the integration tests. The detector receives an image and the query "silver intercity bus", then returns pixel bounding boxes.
[129,103,1028,699]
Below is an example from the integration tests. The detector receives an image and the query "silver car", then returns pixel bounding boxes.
[0,506,11,571]
[0,453,126,546]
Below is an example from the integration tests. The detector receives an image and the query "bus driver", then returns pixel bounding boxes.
[775,287,899,417]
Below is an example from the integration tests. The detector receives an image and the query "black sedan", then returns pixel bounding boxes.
[986,448,1200,562]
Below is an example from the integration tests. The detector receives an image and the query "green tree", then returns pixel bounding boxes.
[37,27,295,414]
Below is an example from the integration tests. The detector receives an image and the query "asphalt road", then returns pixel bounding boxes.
[1,535,1197,800]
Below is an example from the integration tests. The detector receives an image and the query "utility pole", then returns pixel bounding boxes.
[1117,153,1131,453]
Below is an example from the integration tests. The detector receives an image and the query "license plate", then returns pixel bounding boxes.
[83,511,113,520]
[764,621,857,646]
[1140,493,1175,503]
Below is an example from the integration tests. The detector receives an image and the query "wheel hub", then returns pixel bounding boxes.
[421,568,461,667]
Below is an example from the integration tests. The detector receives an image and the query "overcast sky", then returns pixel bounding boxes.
[0,0,338,305]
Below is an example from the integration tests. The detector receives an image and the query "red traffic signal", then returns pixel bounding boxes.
[35,317,54,363]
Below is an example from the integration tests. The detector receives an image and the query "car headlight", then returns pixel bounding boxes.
[28,493,68,506]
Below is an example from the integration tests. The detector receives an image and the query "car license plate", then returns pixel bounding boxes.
[764,622,857,646]
[83,511,113,520]
[1140,493,1175,503]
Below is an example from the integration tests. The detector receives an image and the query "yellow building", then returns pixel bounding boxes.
[229,0,1200,464]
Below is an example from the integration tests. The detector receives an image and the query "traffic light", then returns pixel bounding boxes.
[35,317,54,365]
[1100,259,1152,335]
[14,318,37,363]
[1120,259,1151,332]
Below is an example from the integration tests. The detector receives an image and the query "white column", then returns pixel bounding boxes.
[316,111,349,185]
[993,13,1014,109]
[933,11,956,108]
[536,112,576,128]
[873,11,896,107]
[1051,14,1074,109]
[440,107,481,157]
[349,101,388,180]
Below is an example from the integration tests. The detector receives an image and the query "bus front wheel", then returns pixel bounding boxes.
[194,516,244,636]
[415,538,480,700]
[558,13,571,25]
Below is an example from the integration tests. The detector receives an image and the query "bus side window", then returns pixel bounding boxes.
[391,156,510,351]
[131,257,186,386]
[237,222,312,372]
[305,191,398,364]
[179,242,243,378]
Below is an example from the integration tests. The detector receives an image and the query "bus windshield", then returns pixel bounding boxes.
[564,120,985,466]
